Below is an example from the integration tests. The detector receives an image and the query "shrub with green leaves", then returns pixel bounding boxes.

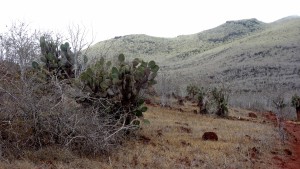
[291,94,300,109]
[186,84,199,99]
[211,87,229,117]
[291,94,300,121]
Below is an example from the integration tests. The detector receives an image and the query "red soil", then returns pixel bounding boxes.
[264,112,300,169]
[283,121,300,169]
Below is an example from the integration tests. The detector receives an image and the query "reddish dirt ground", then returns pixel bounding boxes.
[283,121,300,169]
[265,112,300,169]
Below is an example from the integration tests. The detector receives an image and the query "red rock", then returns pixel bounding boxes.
[178,98,184,106]
[249,147,259,159]
[284,149,292,155]
[202,132,218,141]
[144,99,151,104]
[248,112,258,118]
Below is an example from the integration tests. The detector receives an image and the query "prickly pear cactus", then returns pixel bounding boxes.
[32,36,75,79]
[80,54,159,124]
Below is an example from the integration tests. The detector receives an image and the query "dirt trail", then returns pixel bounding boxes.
[265,112,300,169]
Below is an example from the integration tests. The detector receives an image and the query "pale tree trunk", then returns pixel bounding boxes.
[68,24,94,78]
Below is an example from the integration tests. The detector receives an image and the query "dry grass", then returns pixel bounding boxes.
[109,104,281,169]
[0,103,288,169]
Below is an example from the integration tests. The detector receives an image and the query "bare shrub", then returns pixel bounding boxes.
[0,24,159,159]
[0,58,155,158]
[197,87,208,114]
[273,95,287,144]
[0,22,40,80]
[156,72,173,107]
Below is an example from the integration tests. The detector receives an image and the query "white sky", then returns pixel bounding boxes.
[0,0,299,42]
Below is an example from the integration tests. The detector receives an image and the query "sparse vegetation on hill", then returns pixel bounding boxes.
[87,16,300,115]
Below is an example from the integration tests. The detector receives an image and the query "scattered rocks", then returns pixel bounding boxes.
[180,140,191,146]
[175,122,189,126]
[176,156,191,167]
[202,132,218,141]
[245,135,251,139]
[178,98,184,106]
[139,135,151,144]
[248,112,258,118]
[144,99,151,104]
[284,149,292,155]
[156,129,163,137]
[248,147,259,159]
[193,110,198,114]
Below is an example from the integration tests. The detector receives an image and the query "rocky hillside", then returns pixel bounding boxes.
[87,16,300,110]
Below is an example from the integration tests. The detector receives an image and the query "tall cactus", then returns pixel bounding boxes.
[39,36,60,73]
[32,36,75,79]
[60,42,75,78]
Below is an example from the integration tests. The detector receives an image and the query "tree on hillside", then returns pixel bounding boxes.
[0,22,40,80]
[186,84,199,99]
[211,87,229,117]
[291,94,300,121]
[67,24,94,77]
[273,96,287,144]
[157,72,173,107]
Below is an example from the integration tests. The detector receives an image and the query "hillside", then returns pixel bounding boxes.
[87,16,300,110]
[87,18,266,62]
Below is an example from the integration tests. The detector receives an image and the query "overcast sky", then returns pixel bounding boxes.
[1,0,299,42]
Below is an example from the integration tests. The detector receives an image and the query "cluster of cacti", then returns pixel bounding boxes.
[80,54,159,122]
[211,87,228,117]
[187,84,228,117]
[186,84,199,99]
[80,57,112,96]
[32,36,76,79]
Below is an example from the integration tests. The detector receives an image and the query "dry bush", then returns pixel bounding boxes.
[155,72,173,107]
[0,61,139,159]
